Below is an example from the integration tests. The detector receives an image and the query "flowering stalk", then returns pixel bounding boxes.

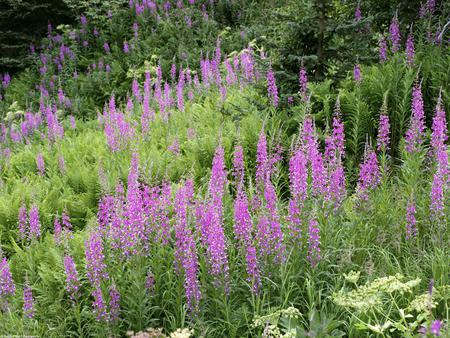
[356,143,381,200]
[232,145,262,293]
[325,102,346,208]
[354,4,362,22]
[255,130,285,263]
[299,66,308,101]
[389,16,401,53]
[202,146,230,286]
[54,218,62,245]
[63,255,80,301]
[23,282,34,318]
[405,31,415,66]
[85,231,108,287]
[377,104,390,152]
[18,204,28,241]
[28,205,41,241]
[92,287,107,321]
[109,284,120,322]
[0,257,15,304]
[430,94,448,221]
[267,65,278,107]
[288,144,308,238]
[353,63,362,83]
[36,153,45,176]
[405,199,417,240]
[307,218,321,268]
[405,82,426,154]
[174,181,201,312]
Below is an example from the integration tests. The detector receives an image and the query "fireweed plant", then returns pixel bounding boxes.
[0,1,449,337]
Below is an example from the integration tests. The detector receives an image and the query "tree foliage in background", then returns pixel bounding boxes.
[0,0,75,73]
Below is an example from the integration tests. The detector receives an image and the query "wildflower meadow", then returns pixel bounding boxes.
[0,0,449,337]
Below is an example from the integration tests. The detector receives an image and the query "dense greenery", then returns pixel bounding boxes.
[0,1,449,337]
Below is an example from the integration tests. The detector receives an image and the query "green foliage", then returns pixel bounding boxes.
[333,272,450,336]
[0,0,450,337]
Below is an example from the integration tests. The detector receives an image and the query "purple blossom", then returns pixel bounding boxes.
[288,145,308,238]
[431,172,445,220]
[427,0,436,16]
[0,257,15,299]
[379,37,388,63]
[54,218,62,245]
[430,320,442,336]
[64,255,80,300]
[356,144,380,200]
[62,211,73,238]
[302,117,327,198]
[327,159,346,208]
[132,79,141,102]
[133,21,139,38]
[389,16,401,53]
[204,146,230,284]
[18,204,28,241]
[185,15,192,28]
[145,271,155,291]
[69,115,76,129]
[267,66,278,107]
[85,231,108,287]
[177,69,185,111]
[1,73,11,88]
[307,218,321,268]
[241,48,255,83]
[109,284,120,322]
[377,113,390,152]
[256,128,269,185]
[355,4,362,22]
[225,59,237,86]
[174,181,201,312]
[123,41,129,53]
[406,32,415,66]
[23,283,34,318]
[171,64,177,82]
[80,15,87,26]
[233,145,245,189]
[92,287,107,321]
[126,97,133,113]
[431,94,448,163]
[405,200,417,239]
[168,138,180,155]
[353,63,362,83]
[58,155,66,173]
[310,143,327,198]
[245,245,261,294]
[103,42,110,54]
[325,106,347,208]
[299,66,308,100]
[122,153,146,254]
[36,153,45,176]
[331,101,345,157]
[142,72,153,132]
[419,4,427,18]
[254,130,285,262]
[405,83,426,153]
[103,96,135,151]
[430,95,448,221]
[28,205,41,240]
[233,146,261,293]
